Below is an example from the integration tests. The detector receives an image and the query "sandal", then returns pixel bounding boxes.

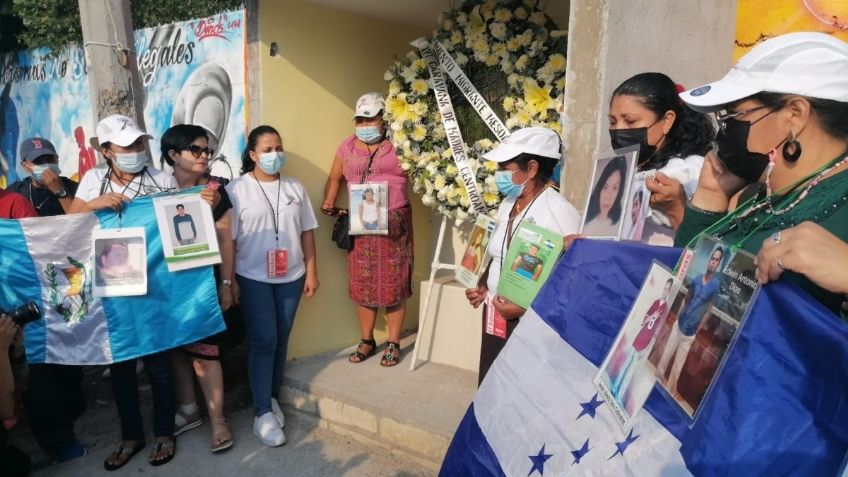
[174,408,203,436]
[103,442,145,471]
[380,341,401,367]
[348,339,377,363]
[149,436,176,466]
[210,418,234,453]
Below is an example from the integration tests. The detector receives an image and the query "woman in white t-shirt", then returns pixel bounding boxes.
[226,125,319,448]
[69,115,179,470]
[464,128,581,386]
[359,188,380,230]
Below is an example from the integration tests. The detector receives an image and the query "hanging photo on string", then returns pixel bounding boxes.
[594,262,678,432]
[580,148,639,239]
[648,236,761,422]
[456,214,496,288]
[349,182,389,235]
[153,191,221,272]
[92,227,147,297]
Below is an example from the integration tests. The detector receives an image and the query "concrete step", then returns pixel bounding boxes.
[280,335,478,472]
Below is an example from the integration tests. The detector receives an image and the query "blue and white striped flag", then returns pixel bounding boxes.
[441,240,848,476]
[0,193,225,365]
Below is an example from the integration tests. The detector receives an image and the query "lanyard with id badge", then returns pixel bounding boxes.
[253,174,288,278]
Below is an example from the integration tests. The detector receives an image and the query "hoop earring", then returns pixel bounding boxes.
[782,131,802,163]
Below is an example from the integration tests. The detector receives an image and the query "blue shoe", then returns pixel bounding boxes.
[59,440,87,462]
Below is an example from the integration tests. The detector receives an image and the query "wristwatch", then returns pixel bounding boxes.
[54,189,69,199]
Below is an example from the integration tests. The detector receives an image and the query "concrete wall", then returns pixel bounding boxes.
[562,0,738,208]
[257,0,432,359]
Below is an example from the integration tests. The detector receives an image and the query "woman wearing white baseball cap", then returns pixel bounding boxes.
[464,127,581,385]
[675,32,848,315]
[69,114,177,214]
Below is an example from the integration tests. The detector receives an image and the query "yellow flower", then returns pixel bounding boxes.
[515,54,529,71]
[483,192,500,205]
[394,130,407,143]
[411,79,429,95]
[412,101,428,115]
[547,121,562,136]
[486,54,499,66]
[547,53,566,72]
[472,37,490,56]
[484,160,498,172]
[445,164,458,177]
[503,96,516,112]
[530,11,547,26]
[494,8,512,22]
[524,78,556,118]
[451,31,462,45]
[507,37,522,52]
[388,80,401,95]
[490,22,507,40]
[411,125,427,141]
[386,97,417,123]
[434,175,447,190]
[492,42,508,57]
[411,58,427,72]
[467,6,486,36]
[515,108,533,127]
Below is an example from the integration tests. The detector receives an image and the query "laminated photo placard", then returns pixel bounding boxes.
[580,147,638,239]
[153,192,221,272]
[349,182,389,236]
[648,236,761,422]
[455,214,496,288]
[497,221,563,309]
[594,261,678,432]
[620,172,651,242]
[92,227,147,297]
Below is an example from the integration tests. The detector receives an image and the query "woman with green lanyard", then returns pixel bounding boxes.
[675,32,848,316]
[226,125,319,447]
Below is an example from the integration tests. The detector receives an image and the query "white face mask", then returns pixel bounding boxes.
[114,151,147,173]
[30,163,60,182]
[257,151,286,175]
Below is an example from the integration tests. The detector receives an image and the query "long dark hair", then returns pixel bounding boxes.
[160,124,208,167]
[586,156,627,224]
[612,72,715,169]
[241,125,281,174]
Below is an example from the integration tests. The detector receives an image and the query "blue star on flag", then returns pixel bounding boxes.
[608,429,640,460]
[527,444,554,476]
[571,438,591,465]
[576,393,604,420]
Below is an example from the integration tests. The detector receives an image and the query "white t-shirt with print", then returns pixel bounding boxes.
[485,187,581,296]
[75,167,178,202]
[227,174,319,284]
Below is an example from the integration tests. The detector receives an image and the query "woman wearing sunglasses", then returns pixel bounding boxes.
[676,32,848,315]
[160,124,238,453]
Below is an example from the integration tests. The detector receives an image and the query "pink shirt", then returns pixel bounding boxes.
[338,135,409,211]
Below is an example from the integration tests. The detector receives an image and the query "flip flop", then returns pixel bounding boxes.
[103,443,145,471]
[149,437,176,467]
[211,418,234,453]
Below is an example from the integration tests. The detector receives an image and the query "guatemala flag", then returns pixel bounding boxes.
[0,193,224,365]
[441,239,848,476]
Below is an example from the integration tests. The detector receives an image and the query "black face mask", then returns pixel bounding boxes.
[609,127,657,166]
[714,117,771,183]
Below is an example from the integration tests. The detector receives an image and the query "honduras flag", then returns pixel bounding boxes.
[0,193,225,365]
[441,239,848,476]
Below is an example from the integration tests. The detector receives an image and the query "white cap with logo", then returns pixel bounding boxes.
[95,114,153,147]
[681,32,848,113]
[353,92,386,119]
[482,127,562,163]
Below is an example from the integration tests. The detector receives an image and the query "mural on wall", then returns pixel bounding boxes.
[0,9,246,187]
[735,0,848,60]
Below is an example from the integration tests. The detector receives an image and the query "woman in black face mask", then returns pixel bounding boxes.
[676,32,848,316]
[608,73,715,245]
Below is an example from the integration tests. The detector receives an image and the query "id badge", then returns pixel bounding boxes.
[485,295,508,339]
[267,249,288,278]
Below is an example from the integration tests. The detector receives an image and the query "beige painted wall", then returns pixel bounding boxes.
[562,0,738,209]
[257,0,434,359]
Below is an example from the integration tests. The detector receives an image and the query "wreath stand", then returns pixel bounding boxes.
[408,215,455,372]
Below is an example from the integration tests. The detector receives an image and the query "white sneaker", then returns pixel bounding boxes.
[270,398,286,428]
[253,412,286,447]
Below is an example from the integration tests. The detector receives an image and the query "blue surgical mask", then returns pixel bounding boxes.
[495,170,528,197]
[355,126,383,144]
[30,163,60,183]
[115,151,147,173]
[258,151,286,175]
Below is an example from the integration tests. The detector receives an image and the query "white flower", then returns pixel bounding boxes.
[401,67,418,84]
[460,196,471,208]
[426,162,439,175]
[484,174,496,186]
[490,22,507,40]
[455,52,469,66]
[500,59,514,74]
[551,29,567,38]
[437,189,447,201]
[433,174,447,190]
[384,70,394,81]
[503,96,516,112]
[390,121,403,132]
[455,209,470,222]
[442,19,454,30]
[401,161,412,171]
[530,11,547,26]
[515,7,528,19]
[456,12,468,25]
[422,194,435,206]
[494,8,512,22]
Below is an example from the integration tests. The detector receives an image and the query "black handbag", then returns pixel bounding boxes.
[332,213,354,251]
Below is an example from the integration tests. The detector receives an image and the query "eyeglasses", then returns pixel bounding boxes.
[714,103,780,131]
[186,145,214,158]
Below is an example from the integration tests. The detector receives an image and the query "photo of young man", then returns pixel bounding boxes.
[172,204,197,246]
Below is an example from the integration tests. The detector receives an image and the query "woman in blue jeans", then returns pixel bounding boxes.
[226,125,319,447]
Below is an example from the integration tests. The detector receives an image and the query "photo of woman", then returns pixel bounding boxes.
[359,188,380,230]
[582,155,630,237]
[348,182,388,235]
[461,227,486,274]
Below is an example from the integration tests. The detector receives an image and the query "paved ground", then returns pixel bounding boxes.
[33,409,434,477]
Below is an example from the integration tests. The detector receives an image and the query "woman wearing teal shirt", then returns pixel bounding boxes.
[674,32,848,316]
